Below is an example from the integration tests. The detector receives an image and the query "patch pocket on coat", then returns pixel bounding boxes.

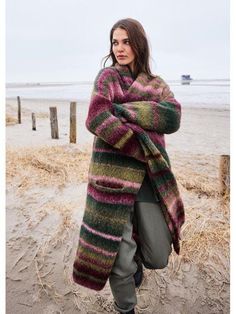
[90,179,125,193]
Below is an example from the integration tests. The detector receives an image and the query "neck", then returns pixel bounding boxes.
[129,61,134,73]
[127,64,136,79]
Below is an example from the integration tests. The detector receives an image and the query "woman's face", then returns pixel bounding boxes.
[112,28,135,71]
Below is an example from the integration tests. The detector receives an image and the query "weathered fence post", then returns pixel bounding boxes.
[49,107,59,139]
[17,96,21,124]
[219,155,230,197]
[32,113,36,131]
[70,101,77,143]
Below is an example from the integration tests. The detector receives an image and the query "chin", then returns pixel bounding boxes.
[118,60,129,66]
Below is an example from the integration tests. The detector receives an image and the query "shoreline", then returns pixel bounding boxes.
[6,96,230,111]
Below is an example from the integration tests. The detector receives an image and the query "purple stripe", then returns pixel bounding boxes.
[79,238,117,257]
[73,272,105,291]
[88,174,140,189]
[74,263,110,280]
[95,115,117,134]
[74,259,110,274]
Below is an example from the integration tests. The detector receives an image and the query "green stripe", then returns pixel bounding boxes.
[85,204,128,225]
[86,195,131,218]
[90,111,110,131]
[92,151,144,170]
[153,143,170,166]
[77,245,114,263]
[159,101,180,133]
[99,119,121,139]
[83,210,126,236]
[94,69,117,97]
[80,227,121,252]
[78,258,111,274]
[90,162,145,182]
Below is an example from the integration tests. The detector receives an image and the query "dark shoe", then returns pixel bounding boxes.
[119,309,135,314]
[134,260,143,288]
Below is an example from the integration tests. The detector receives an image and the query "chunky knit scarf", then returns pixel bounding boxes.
[73,64,185,291]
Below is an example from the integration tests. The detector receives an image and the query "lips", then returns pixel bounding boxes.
[117,55,126,59]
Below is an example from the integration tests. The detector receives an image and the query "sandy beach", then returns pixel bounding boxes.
[6,98,230,313]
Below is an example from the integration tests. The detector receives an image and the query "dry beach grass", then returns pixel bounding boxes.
[6,99,230,313]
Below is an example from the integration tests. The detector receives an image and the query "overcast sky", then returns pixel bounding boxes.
[6,0,230,82]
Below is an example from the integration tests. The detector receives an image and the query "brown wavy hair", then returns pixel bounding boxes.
[103,18,156,79]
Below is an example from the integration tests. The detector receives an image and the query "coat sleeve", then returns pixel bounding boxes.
[158,78,182,133]
[85,68,145,161]
[114,79,181,134]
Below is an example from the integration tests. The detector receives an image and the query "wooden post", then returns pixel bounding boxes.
[17,96,21,124]
[49,107,59,139]
[32,113,36,130]
[219,155,230,197]
[70,101,77,143]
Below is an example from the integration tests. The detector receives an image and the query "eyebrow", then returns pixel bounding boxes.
[112,38,130,42]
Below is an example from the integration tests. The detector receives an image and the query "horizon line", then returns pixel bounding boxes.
[6,78,230,87]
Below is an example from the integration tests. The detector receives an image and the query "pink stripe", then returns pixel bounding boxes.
[129,110,137,121]
[95,115,116,134]
[88,174,141,190]
[88,184,134,205]
[132,81,159,94]
[86,94,114,125]
[167,221,174,233]
[79,238,117,257]
[166,198,181,215]
[94,147,115,153]
[167,96,181,109]
[148,133,165,147]
[82,222,122,242]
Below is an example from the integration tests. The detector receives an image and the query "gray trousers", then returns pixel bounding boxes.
[109,201,172,313]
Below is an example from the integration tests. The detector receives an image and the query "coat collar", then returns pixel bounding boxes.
[114,63,133,78]
[114,63,150,91]
[113,63,134,90]
[113,63,156,97]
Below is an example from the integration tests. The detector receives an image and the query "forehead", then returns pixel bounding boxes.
[112,28,129,40]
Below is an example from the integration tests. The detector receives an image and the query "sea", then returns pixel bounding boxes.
[6,79,230,110]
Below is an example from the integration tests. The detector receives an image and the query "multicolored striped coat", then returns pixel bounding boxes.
[73,63,185,290]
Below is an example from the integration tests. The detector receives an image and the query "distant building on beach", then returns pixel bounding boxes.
[181,75,192,85]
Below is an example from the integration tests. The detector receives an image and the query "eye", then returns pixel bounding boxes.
[124,40,130,45]
[112,41,118,46]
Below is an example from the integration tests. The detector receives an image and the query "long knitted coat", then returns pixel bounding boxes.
[73,64,185,291]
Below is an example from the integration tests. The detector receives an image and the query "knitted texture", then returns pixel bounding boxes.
[73,64,185,291]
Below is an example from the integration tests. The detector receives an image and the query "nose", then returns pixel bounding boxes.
[117,43,125,52]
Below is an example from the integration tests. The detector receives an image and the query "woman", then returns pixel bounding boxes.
[73,18,185,314]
